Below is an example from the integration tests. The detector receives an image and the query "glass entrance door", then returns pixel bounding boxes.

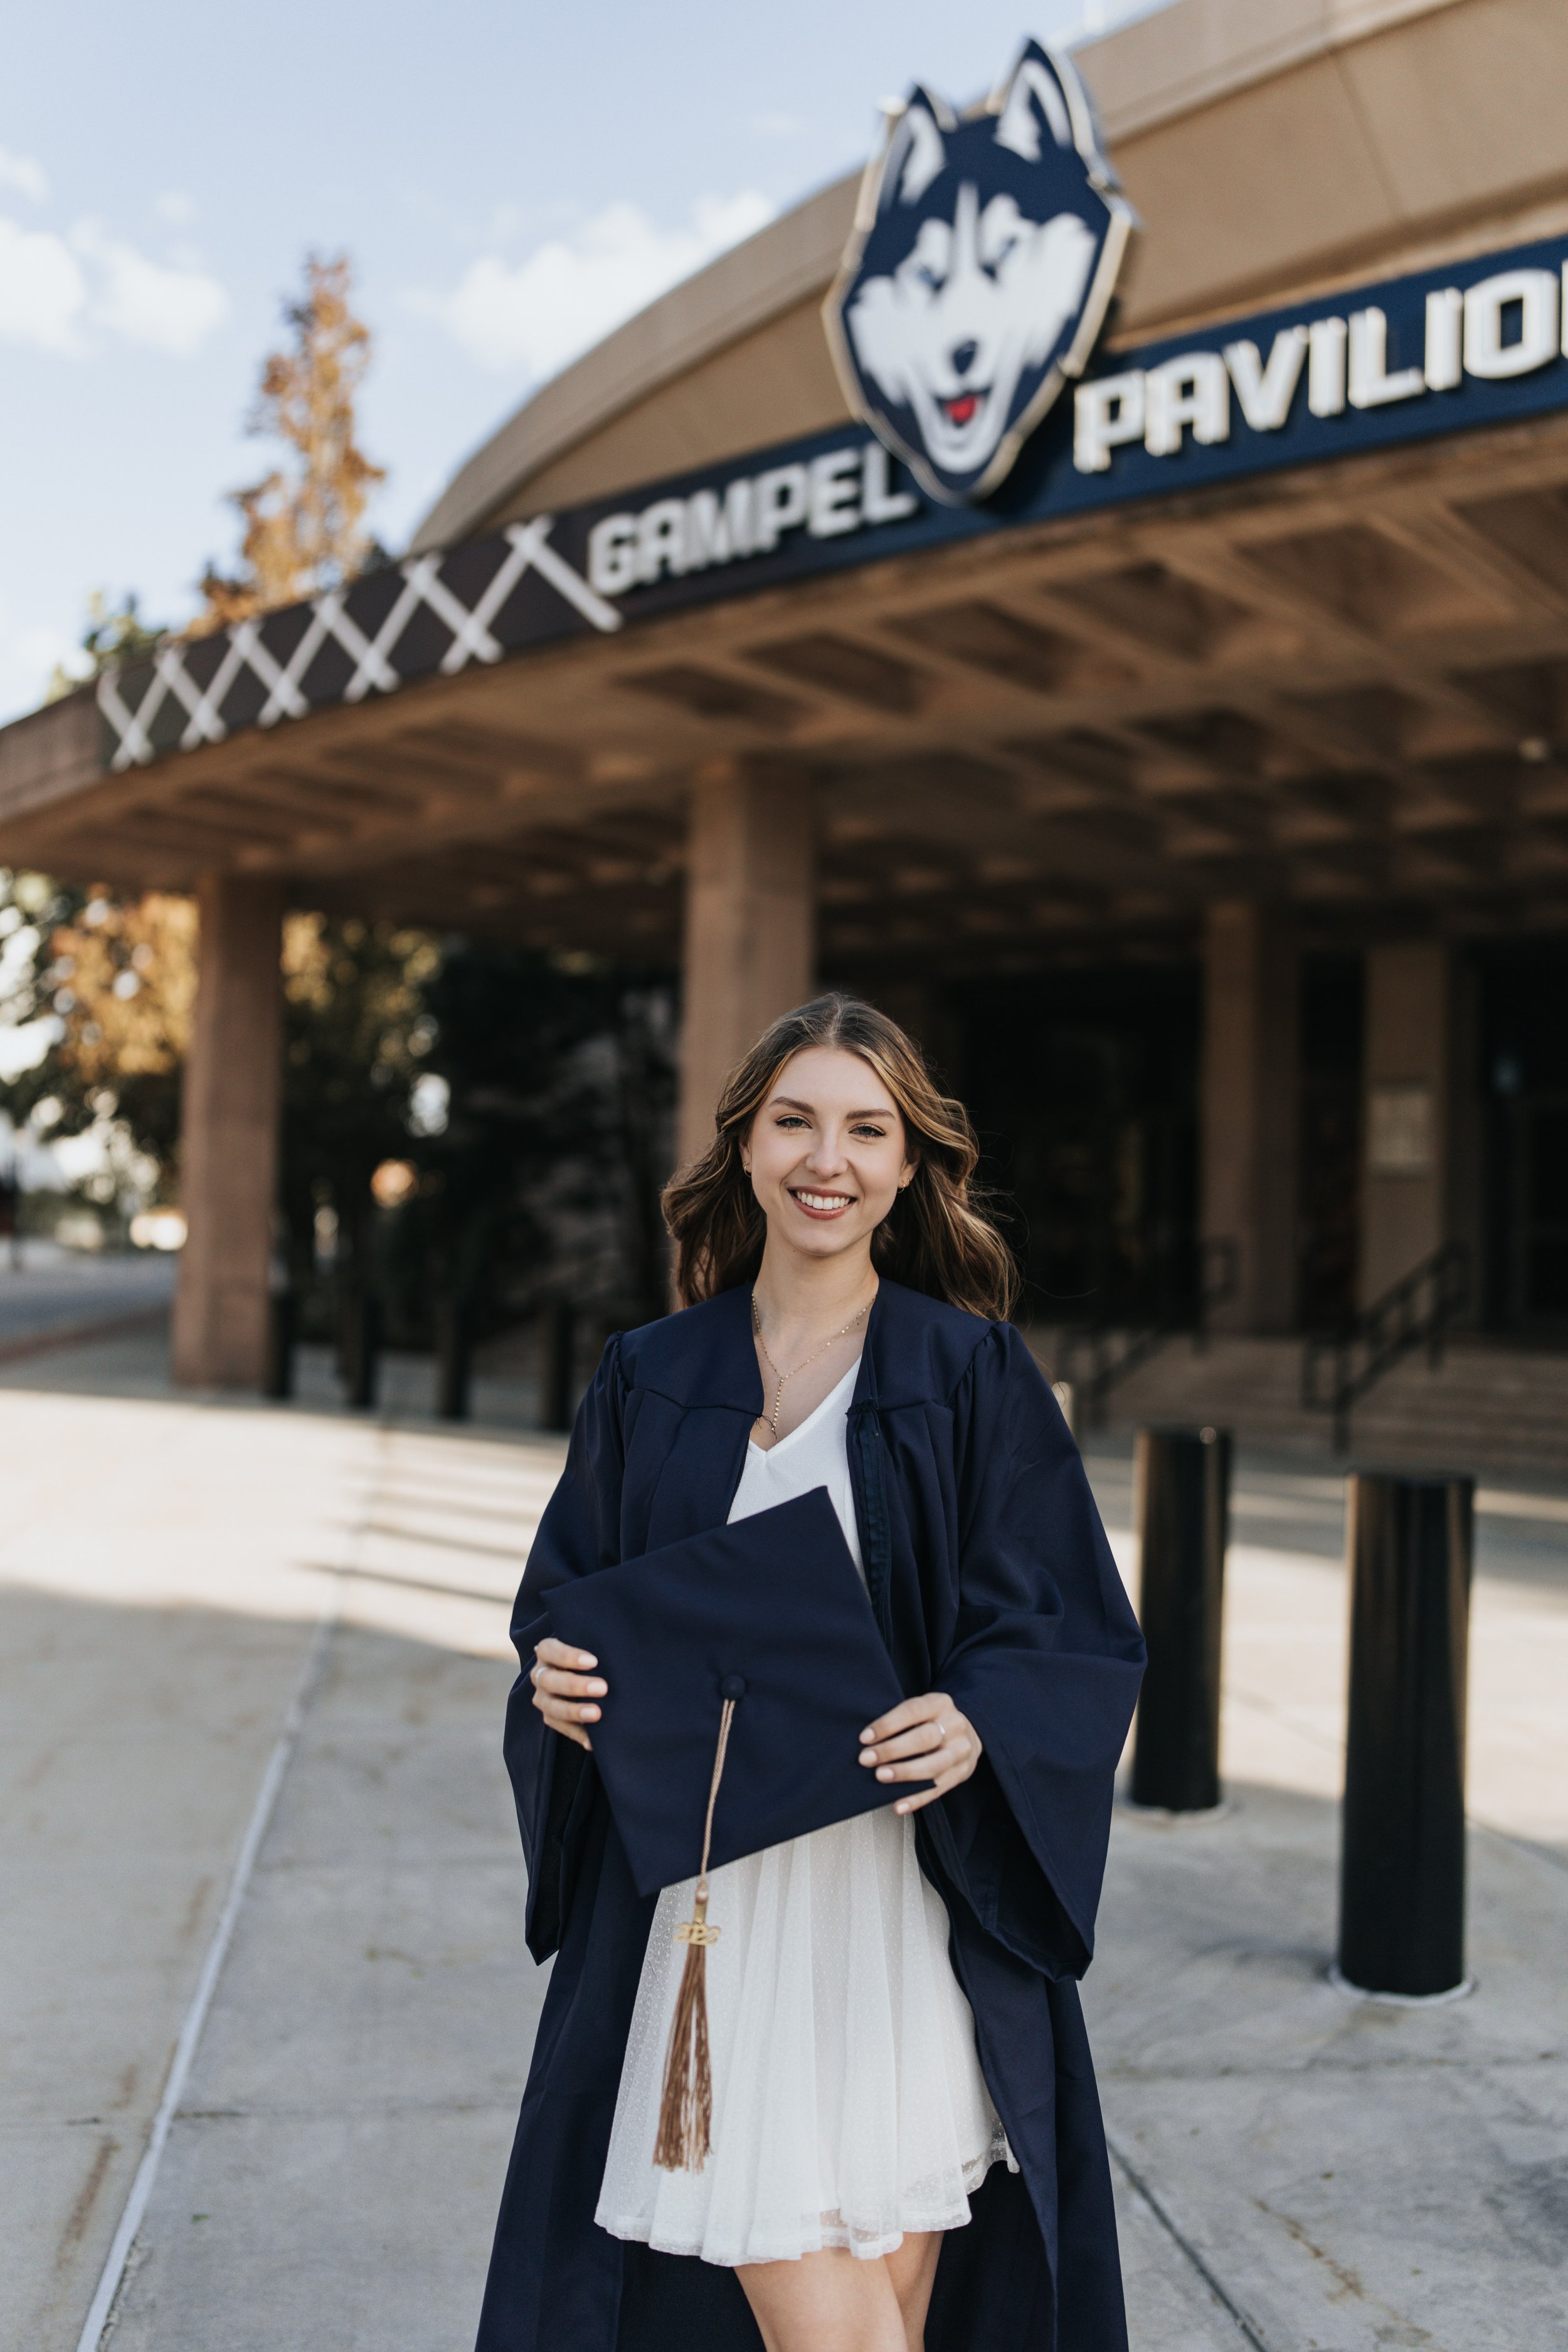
[1481,946,1568,1335]
[949,963,1199,1327]
[1500,1094,1568,1330]
[1297,954,1364,1332]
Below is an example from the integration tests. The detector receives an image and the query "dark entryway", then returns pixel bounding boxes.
[1297,953,1365,1332]
[1481,944,1568,1333]
[946,963,1199,1325]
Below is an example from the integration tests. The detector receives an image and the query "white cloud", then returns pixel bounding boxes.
[0,211,228,360]
[0,146,48,204]
[153,189,196,226]
[73,221,228,356]
[410,190,776,378]
[0,216,87,351]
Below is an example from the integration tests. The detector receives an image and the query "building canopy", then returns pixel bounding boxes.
[3,0,1568,972]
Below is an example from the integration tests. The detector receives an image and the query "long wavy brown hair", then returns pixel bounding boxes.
[662,994,1017,1320]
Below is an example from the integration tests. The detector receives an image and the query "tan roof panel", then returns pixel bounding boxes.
[408,2,1510,554]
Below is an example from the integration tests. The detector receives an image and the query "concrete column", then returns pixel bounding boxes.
[172,874,285,1389]
[1359,942,1451,1308]
[1200,902,1300,1333]
[677,765,815,1168]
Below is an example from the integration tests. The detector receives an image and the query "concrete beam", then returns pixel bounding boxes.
[0,688,102,826]
[1201,902,1301,1333]
[676,766,814,1170]
[172,874,285,1389]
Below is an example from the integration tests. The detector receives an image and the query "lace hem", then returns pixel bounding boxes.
[595,2129,1015,2268]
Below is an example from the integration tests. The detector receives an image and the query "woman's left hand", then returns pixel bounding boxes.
[859,1692,982,1815]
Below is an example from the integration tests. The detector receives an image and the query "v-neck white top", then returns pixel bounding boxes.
[594,1352,1011,2267]
[728,1357,864,1573]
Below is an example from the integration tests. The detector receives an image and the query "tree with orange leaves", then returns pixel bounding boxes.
[1,254,387,1221]
[0,876,196,1209]
[193,253,385,632]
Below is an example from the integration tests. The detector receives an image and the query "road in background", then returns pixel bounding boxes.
[0,1243,177,1352]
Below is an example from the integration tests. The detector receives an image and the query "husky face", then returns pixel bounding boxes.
[849,185,1096,483]
[825,42,1131,505]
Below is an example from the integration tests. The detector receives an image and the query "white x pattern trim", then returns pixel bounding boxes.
[96,517,622,770]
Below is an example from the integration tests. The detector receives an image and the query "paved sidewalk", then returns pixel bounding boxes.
[1,1335,1564,2351]
[1,1348,549,2352]
[1084,1443,1568,2351]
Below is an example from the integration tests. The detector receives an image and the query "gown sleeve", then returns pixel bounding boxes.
[930,1321,1145,1982]
[503,1334,627,1962]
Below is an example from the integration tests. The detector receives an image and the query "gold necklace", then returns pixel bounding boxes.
[751,1291,873,1436]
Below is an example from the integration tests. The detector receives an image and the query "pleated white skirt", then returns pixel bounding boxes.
[595,1803,1012,2267]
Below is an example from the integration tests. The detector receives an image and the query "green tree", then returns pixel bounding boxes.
[280,925,676,1352]
[0,885,194,1181]
[393,945,677,1338]
[278,912,438,1324]
[45,588,164,701]
[1,595,188,1205]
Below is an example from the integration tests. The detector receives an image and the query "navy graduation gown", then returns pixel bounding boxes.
[477,1279,1145,2352]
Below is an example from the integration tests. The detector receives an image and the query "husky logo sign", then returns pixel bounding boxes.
[825,40,1133,506]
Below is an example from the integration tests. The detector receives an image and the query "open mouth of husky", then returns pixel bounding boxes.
[940,390,988,428]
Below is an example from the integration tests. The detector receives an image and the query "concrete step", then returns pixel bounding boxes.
[1027,1327,1568,1479]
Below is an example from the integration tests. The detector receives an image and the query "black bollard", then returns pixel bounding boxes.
[434,1298,472,1422]
[342,1289,382,1411]
[263,1288,296,1401]
[1130,1426,1231,1812]
[543,1301,577,1434]
[1337,1472,1473,1999]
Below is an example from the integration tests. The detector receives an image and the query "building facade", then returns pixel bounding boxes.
[3,0,1567,1384]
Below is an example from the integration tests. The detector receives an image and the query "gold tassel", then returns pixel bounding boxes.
[654,1696,735,2173]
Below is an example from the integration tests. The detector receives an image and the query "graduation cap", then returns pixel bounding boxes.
[545,1486,906,2171]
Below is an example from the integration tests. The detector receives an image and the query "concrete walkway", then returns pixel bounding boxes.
[2,1329,1564,2351]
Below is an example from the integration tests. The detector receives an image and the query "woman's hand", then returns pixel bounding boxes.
[859,1692,982,1815]
[531,1636,606,1751]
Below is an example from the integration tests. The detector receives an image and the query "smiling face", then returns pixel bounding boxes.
[741,1046,916,1268]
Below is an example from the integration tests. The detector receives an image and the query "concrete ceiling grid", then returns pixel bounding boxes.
[10,403,1568,969]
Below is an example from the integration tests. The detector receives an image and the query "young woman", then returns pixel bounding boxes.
[477,995,1144,2352]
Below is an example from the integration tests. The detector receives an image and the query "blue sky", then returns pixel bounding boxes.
[0,0,1165,721]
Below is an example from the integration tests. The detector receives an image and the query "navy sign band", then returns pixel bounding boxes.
[96,233,1568,772]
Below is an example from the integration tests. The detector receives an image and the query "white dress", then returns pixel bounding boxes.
[595,1360,1012,2267]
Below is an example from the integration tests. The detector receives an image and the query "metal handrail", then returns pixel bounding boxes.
[1301,1239,1471,1454]
[1058,1237,1239,1431]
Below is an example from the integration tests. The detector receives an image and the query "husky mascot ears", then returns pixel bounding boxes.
[877,86,953,211]
[825,40,1135,506]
